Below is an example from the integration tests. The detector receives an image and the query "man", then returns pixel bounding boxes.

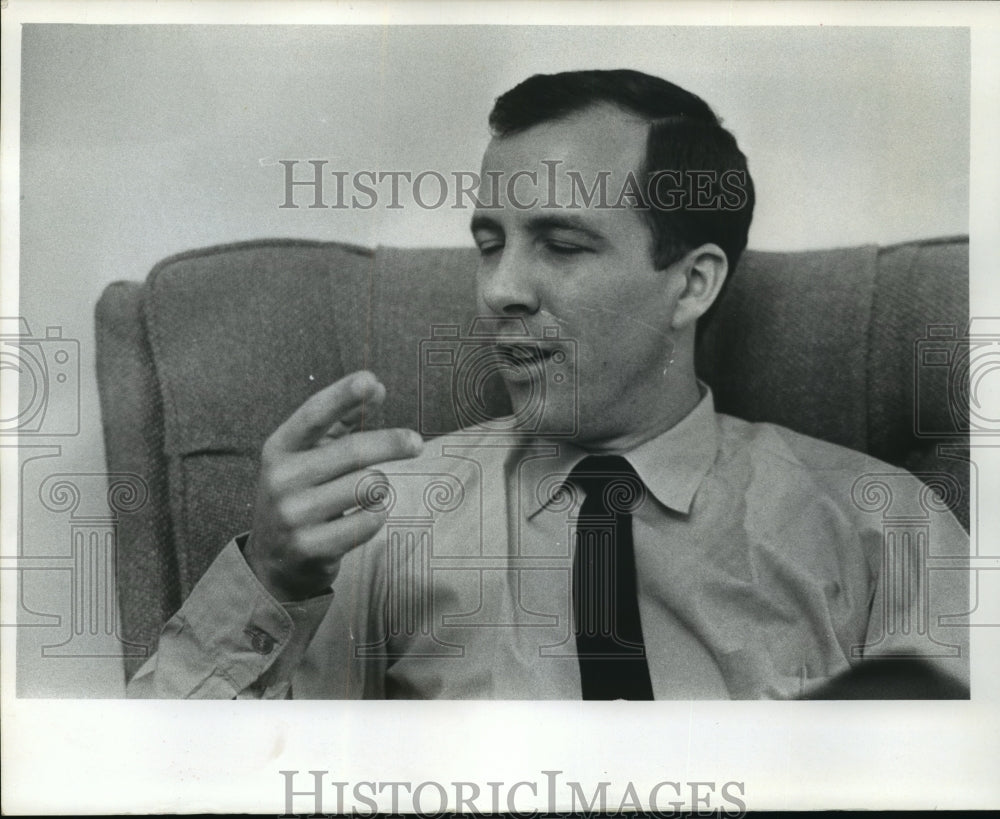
[128,70,969,699]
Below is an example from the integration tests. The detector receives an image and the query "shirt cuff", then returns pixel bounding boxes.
[133,536,334,698]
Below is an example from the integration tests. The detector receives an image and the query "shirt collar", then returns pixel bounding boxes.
[516,383,719,519]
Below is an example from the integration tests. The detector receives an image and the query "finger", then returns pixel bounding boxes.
[271,428,423,492]
[275,469,390,527]
[269,371,383,454]
[315,422,354,445]
[315,394,386,445]
[296,508,388,562]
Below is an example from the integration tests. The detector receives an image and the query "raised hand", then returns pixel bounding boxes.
[244,371,423,601]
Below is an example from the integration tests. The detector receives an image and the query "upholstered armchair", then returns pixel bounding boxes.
[96,236,970,677]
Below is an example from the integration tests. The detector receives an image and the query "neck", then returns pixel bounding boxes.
[576,374,703,455]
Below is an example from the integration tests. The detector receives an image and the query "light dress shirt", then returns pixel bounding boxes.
[128,387,969,699]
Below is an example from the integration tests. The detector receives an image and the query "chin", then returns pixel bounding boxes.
[500,377,579,440]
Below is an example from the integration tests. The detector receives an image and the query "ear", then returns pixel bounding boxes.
[669,243,728,330]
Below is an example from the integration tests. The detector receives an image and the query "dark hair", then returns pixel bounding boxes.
[489,69,755,325]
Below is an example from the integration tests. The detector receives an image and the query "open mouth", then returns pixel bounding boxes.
[496,343,551,366]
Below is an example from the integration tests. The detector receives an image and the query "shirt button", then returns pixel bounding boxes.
[244,626,275,655]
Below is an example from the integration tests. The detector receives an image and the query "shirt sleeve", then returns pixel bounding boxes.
[860,501,971,695]
[126,535,334,699]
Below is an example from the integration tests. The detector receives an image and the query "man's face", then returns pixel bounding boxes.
[471,104,687,447]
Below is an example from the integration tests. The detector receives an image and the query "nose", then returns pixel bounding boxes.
[478,244,540,317]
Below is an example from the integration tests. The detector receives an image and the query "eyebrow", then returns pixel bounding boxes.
[470,213,606,243]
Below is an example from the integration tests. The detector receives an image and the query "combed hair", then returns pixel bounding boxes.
[490,69,755,324]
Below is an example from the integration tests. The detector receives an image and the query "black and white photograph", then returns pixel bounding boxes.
[3,0,999,814]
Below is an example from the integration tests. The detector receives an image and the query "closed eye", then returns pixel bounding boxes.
[544,241,589,256]
[477,241,504,257]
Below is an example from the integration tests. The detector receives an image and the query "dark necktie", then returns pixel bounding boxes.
[570,455,653,700]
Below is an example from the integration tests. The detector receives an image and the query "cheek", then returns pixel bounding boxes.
[575,302,671,380]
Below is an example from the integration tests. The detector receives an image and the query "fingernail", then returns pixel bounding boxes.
[409,431,424,451]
